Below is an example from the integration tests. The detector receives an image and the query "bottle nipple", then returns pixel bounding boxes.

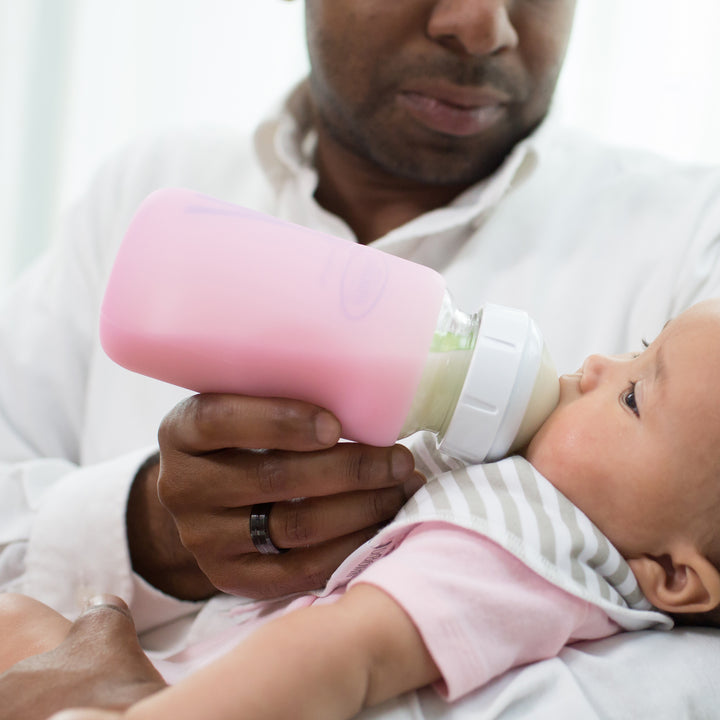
[438,304,559,463]
[506,342,559,455]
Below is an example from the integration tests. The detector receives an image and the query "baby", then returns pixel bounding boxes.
[5,298,720,720]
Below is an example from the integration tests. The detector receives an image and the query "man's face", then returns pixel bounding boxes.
[304,0,576,186]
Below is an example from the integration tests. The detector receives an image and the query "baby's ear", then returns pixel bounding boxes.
[628,548,720,615]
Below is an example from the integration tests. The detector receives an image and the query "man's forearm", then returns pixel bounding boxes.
[126,452,216,601]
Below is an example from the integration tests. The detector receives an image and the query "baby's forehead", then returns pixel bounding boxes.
[663,302,720,342]
[655,312,720,410]
[677,299,720,325]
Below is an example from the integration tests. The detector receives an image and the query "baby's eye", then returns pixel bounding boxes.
[622,384,639,417]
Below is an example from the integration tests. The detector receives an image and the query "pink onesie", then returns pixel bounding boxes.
[154,522,617,701]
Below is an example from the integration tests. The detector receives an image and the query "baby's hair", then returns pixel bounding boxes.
[672,606,720,629]
[671,460,720,629]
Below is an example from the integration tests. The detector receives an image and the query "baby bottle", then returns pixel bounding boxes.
[100,188,559,463]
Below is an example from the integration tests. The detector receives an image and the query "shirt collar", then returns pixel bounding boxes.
[254,80,318,189]
[254,78,551,242]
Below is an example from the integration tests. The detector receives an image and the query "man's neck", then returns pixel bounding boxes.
[313,129,472,245]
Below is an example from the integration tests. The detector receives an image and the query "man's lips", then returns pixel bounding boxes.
[397,82,511,137]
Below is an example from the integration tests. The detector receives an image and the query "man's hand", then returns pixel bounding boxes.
[0,597,165,720]
[130,394,424,601]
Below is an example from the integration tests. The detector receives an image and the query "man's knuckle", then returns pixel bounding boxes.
[296,556,332,592]
[342,448,366,487]
[175,522,203,553]
[208,567,238,595]
[159,395,210,447]
[368,488,397,522]
[156,468,185,508]
[217,559,288,599]
[187,395,227,437]
[157,414,173,449]
[255,455,290,495]
[352,448,390,488]
[269,399,306,426]
[281,505,313,546]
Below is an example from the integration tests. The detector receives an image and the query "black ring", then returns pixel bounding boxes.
[249,503,287,555]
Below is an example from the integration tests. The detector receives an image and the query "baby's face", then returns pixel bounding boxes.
[525,299,720,560]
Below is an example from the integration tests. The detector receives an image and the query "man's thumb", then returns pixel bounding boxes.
[67,594,140,651]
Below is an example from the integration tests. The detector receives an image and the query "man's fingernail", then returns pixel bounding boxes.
[83,594,129,612]
[315,412,340,445]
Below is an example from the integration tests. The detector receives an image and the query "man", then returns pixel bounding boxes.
[2,1,720,718]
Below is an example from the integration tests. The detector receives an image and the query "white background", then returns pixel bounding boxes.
[3,0,720,290]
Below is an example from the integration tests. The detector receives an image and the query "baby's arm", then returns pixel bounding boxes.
[0,593,71,672]
[125,583,440,720]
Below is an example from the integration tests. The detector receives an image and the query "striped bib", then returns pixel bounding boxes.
[324,447,671,631]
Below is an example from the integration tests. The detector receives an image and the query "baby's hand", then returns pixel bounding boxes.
[0,596,165,720]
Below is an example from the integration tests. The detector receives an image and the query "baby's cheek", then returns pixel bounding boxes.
[524,413,593,492]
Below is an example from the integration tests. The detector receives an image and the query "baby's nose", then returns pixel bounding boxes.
[579,353,612,392]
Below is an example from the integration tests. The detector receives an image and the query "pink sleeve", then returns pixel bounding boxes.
[349,522,620,702]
